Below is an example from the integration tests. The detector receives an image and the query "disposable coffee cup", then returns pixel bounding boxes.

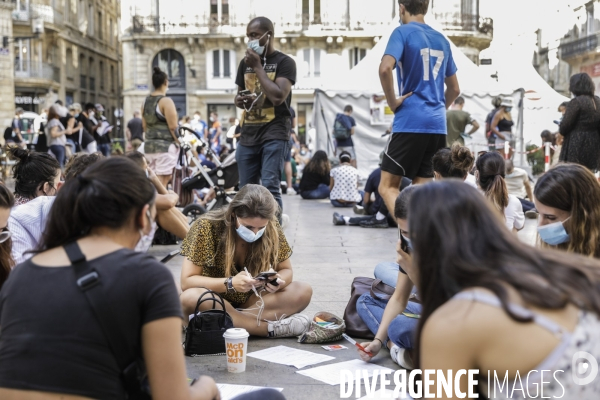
[223,328,250,373]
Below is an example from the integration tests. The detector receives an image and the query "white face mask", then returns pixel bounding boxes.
[88,110,95,118]
[236,217,266,243]
[135,210,158,252]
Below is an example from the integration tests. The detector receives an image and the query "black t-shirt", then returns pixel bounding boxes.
[235,51,296,146]
[0,249,183,399]
[76,114,98,148]
[127,117,144,141]
[364,168,383,213]
[299,169,330,192]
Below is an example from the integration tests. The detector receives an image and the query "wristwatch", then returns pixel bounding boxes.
[225,277,235,293]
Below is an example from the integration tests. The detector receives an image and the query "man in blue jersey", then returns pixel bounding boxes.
[378,0,460,214]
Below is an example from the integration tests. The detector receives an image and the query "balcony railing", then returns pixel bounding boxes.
[14,61,60,82]
[12,4,63,26]
[559,33,600,59]
[433,13,493,36]
[131,13,390,35]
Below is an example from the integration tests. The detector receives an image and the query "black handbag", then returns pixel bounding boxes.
[343,277,395,339]
[64,242,151,400]
[184,290,234,356]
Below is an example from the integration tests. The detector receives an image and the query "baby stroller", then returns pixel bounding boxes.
[176,126,239,222]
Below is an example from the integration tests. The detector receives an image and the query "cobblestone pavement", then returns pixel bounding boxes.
[150,194,537,400]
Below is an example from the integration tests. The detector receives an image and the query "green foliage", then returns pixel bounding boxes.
[526,144,545,176]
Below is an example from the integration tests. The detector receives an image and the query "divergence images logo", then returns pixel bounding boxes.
[572,352,598,386]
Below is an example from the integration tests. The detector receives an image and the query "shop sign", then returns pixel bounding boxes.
[580,63,600,77]
[15,96,46,105]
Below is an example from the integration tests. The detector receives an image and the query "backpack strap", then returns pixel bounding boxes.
[65,242,134,372]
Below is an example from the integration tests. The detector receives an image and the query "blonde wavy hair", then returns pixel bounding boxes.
[201,184,281,277]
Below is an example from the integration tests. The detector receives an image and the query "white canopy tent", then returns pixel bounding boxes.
[313,21,567,177]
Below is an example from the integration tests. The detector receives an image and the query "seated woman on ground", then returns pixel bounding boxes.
[361,181,600,397]
[431,143,476,187]
[298,150,331,200]
[0,184,14,289]
[355,186,420,370]
[180,184,313,338]
[10,147,61,206]
[329,151,363,207]
[0,157,222,400]
[534,163,600,257]
[475,151,524,232]
[9,153,103,264]
[125,151,190,240]
[370,146,473,286]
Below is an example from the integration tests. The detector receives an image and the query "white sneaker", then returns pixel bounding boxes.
[390,345,414,370]
[267,314,310,338]
[287,188,296,195]
[281,214,290,229]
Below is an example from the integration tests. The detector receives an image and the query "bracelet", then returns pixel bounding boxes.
[373,337,384,347]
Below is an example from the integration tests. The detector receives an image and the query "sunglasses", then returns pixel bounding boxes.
[0,228,11,244]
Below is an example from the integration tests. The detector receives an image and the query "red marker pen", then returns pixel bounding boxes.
[342,333,373,357]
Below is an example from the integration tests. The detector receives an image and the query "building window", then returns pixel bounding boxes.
[89,57,95,91]
[98,12,102,39]
[66,49,73,80]
[349,47,367,68]
[109,18,113,46]
[302,48,322,77]
[302,0,321,25]
[212,49,231,78]
[80,54,86,89]
[88,3,94,36]
[152,49,185,88]
[210,0,229,25]
[78,0,86,31]
[99,61,104,90]
[110,64,115,92]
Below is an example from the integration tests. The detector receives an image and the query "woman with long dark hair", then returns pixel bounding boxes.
[298,150,331,199]
[0,157,221,399]
[490,97,515,158]
[0,184,14,289]
[10,147,61,206]
[534,163,600,257]
[180,184,312,338]
[475,151,524,232]
[142,66,180,187]
[407,181,600,396]
[559,73,600,171]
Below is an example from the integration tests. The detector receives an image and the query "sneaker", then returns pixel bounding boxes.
[281,214,290,229]
[267,314,310,338]
[359,217,389,228]
[390,345,414,370]
[287,188,297,196]
[525,210,539,219]
[353,204,366,215]
[333,212,346,226]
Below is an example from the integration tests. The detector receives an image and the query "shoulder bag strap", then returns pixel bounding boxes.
[65,242,134,372]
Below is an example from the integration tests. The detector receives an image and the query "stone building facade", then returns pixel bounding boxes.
[0,1,16,130]
[559,0,600,94]
[121,0,493,142]
[3,0,121,136]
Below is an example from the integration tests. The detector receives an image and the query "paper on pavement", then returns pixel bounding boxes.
[246,345,335,369]
[296,359,395,385]
[217,384,283,400]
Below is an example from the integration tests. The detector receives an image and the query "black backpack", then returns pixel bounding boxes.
[333,114,351,140]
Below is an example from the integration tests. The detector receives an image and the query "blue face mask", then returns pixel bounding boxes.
[505,107,513,112]
[248,31,269,56]
[537,217,570,246]
[236,217,266,243]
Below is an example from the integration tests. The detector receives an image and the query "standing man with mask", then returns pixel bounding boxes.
[234,17,296,217]
[378,0,460,216]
